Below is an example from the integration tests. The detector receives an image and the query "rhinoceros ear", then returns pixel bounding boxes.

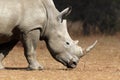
[57,7,72,22]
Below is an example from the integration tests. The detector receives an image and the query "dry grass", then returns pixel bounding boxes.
[0,34,120,80]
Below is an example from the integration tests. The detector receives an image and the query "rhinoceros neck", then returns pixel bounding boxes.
[40,0,60,39]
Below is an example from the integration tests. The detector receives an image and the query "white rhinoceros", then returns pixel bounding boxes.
[0,0,97,70]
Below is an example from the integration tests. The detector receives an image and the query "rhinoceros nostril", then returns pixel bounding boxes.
[72,61,77,66]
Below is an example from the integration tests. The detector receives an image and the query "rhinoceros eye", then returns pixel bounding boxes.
[64,42,71,48]
[66,42,70,45]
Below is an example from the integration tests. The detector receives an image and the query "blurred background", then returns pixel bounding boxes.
[53,0,120,36]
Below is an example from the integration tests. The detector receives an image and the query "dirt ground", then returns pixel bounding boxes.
[0,34,120,80]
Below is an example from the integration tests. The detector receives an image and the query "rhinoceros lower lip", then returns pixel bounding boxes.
[62,61,77,68]
[56,56,77,68]
[67,63,77,68]
[60,61,77,68]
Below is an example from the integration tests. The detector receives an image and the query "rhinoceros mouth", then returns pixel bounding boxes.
[55,55,77,68]
[58,58,77,68]
[66,61,77,68]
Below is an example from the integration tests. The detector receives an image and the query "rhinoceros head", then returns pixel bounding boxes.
[44,7,97,68]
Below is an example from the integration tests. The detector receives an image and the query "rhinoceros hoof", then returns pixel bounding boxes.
[27,65,44,70]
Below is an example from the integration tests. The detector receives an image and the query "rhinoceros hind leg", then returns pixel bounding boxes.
[21,30,43,70]
[0,39,18,69]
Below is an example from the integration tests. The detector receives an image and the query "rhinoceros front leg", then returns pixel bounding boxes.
[0,40,18,69]
[21,30,43,70]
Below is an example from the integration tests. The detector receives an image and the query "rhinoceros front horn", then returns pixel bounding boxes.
[82,40,98,57]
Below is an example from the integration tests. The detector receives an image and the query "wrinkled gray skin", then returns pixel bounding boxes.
[0,0,97,70]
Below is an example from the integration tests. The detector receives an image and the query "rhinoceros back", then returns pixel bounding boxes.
[0,0,22,43]
[0,0,47,43]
